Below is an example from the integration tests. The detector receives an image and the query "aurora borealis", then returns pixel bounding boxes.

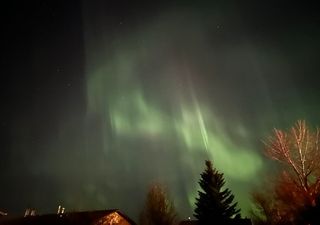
[1,0,320,221]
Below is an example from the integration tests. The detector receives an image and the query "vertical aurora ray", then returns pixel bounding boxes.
[183,64,210,151]
[192,90,209,151]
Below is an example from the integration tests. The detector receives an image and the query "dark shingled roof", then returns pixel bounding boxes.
[0,209,136,225]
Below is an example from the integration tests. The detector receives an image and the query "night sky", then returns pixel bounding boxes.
[1,0,320,220]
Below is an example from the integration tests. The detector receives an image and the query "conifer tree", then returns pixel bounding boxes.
[194,160,240,224]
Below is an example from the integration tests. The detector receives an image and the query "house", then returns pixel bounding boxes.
[0,209,136,225]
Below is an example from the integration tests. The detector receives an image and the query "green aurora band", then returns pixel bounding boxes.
[83,8,265,217]
[81,1,320,219]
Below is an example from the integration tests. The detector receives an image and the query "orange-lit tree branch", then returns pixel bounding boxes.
[264,120,320,205]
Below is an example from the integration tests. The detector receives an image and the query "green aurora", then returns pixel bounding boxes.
[81,2,320,217]
[2,0,320,221]
[83,6,275,217]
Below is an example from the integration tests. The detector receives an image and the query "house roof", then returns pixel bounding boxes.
[0,209,136,225]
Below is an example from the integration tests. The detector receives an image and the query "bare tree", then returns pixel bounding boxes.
[264,120,320,206]
[140,183,177,225]
[251,120,320,224]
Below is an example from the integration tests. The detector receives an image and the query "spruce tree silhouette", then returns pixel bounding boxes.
[194,160,241,224]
